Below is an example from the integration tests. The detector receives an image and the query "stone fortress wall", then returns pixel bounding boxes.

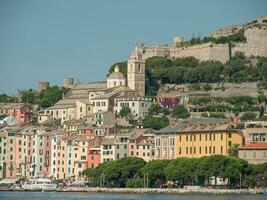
[137,16,267,63]
[232,27,267,58]
[169,43,230,63]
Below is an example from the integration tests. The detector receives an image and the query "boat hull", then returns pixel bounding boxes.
[22,184,57,191]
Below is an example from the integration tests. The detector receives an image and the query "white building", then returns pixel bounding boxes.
[100,132,132,163]
[114,97,152,117]
[107,65,126,88]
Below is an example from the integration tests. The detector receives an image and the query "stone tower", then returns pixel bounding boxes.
[127,46,145,97]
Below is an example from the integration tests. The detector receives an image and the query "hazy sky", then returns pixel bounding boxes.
[0,0,266,95]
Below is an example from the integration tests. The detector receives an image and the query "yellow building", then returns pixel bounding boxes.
[154,118,243,159]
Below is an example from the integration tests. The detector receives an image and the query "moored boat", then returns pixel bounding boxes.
[22,178,57,191]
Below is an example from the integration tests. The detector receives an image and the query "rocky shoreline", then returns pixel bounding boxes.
[0,187,265,194]
[58,187,265,194]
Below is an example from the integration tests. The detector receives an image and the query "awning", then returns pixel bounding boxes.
[0,178,20,184]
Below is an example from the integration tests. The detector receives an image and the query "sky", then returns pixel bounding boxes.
[0,0,266,95]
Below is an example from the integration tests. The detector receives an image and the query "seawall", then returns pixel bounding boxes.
[56,187,264,194]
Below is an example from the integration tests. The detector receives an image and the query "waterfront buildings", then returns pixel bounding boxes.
[154,118,243,159]
[238,142,267,164]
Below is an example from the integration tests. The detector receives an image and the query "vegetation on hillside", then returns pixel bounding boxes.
[83,156,267,188]
[0,86,70,109]
[108,55,267,96]
[178,29,246,47]
[142,115,169,130]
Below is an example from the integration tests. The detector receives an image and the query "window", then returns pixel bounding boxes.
[221,146,223,154]
[228,141,232,146]
[213,146,215,154]
[228,133,232,138]
[156,139,160,146]
[253,151,256,158]
[80,107,82,112]
[199,147,201,154]
[138,65,141,72]
[199,134,201,141]
[221,133,223,140]
[116,153,120,159]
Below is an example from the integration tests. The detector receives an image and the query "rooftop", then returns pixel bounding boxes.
[239,143,267,150]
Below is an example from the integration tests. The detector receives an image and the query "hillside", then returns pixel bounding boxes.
[109,55,267,96]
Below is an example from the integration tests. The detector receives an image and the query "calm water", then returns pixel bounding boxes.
[0,192,265,200]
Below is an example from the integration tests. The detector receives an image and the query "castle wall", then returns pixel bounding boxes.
[140,45,170,60]
[232,28,267,57]
[170,43,230,63]
[137,26,267,64]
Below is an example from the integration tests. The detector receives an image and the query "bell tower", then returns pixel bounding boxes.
[127,46,145,97]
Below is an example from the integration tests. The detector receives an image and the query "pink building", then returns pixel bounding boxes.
[0,103,32,123]
[87,136,101,169]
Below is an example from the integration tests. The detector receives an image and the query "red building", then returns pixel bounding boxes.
[159,95,180,108]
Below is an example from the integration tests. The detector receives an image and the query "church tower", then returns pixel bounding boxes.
[127,46,145,97]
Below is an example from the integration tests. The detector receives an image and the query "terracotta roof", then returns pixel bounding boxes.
[239,142,267,150]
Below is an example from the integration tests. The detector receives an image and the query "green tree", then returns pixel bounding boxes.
[202,83,212,91]
[142,160,169,187]
[146,56,172,69]
[172,105,190,119]
[197,155,228,186]
[19,89,37,104]
[142,116,169,130]
[119,107,132,118]
[39,86,70,108]
[172,56,199,68]
[0,94,14,103]
[148,103,162,115]
[240,112,257,121]
[228,144,240,157]
[165,158,200,186]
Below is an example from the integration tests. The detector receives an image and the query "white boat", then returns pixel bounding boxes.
[22,178,57,191]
